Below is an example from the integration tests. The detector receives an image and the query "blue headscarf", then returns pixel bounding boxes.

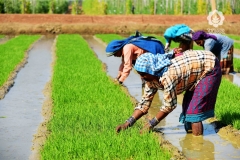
[106,36,165,56]
[106,36,135,57]
[134,52,173,77]
[164,24,191,43]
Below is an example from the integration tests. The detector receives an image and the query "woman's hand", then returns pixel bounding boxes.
[114,77,123,85]
[140,122,153,134]
[116,122,130,133]
[173,48,183,57]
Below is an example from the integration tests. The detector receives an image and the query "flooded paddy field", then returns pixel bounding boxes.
[84,35,240,160]
[0,35,239,159]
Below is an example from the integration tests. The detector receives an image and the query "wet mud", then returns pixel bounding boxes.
[1,14,240,35]
[87,35,240,160]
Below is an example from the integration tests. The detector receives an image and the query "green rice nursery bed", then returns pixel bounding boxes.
[40,34,171,159]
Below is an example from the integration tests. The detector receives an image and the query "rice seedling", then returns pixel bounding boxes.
[41,34,171,159]
[0,35,40,86]
[234,58,240,72]
[227,34,240,41]
[215,78,240,130]
[234,42,240,50]
[95,34,123,44]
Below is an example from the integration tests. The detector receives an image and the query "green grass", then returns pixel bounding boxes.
[41,34,171,159]
[0,35,40,86]
[95,34,123,43]
[234,58,240,72]
[234,41,240,50]
[0,35,4,39]
[227,34,240,41]
[225,34,240,50]
[215,78,240,129]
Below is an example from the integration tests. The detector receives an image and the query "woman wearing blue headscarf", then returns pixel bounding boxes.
[192,30,234,74]
[116,42,222,136]
[164,24,194,52]
[106,32,165,85]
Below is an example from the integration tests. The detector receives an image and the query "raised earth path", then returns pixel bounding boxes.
[0,14,240,35]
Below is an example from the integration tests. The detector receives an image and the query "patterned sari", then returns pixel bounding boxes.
[180,59,222,123]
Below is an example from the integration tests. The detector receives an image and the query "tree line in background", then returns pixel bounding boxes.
[0,0,239,15]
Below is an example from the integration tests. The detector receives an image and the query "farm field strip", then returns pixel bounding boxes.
[95,34,240,131]
[225,34,240,50]
[215,78,240,129]
[40,34,171,159]
[0,35,40,99]
[0,35,54,160]
[234,57,240,72]
[227,34,240,41]
[0,35,40,86]
[233,42,240,50]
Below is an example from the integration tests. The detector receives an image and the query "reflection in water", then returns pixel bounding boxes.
[223,74,234,82]
[234,53,240,59]
[180,134,215,160]
[225,72,240,87]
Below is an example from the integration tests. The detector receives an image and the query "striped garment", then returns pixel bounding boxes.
[135,50,219,116]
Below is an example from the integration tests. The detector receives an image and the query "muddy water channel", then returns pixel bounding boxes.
[84,36,240,160]
[0,36,54,160]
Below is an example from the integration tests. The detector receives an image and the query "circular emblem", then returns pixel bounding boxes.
[207,10,225,28]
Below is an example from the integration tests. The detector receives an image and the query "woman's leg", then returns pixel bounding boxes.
[192,122,203,136]
[229,45,234,73]
[185,121,203,136]
[220,45,234,74]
